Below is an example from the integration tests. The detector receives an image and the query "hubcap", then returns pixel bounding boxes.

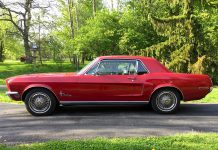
[156,91,177,112]
[28,92,51,114]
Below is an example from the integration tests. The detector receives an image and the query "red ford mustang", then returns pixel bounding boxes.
[6,56,213,116]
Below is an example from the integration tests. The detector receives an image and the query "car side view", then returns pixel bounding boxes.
[6,56,213,116]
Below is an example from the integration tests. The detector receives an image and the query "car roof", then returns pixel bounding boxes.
[98,55,155,61]
[97,55,171,73]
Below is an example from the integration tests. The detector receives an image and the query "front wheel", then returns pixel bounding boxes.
[151,89,180,114]
[24,89,57,116]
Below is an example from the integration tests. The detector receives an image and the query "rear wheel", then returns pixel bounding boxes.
[24,88,57,116]
[151,89,180,114]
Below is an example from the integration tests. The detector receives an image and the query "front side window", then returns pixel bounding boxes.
[78,58,98,75]
[86,63,98,75]
[96,60,137,75]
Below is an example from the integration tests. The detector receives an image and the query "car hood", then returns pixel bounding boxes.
[6,72,78,82]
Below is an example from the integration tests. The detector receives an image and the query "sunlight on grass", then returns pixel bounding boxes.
[0,132,218,150]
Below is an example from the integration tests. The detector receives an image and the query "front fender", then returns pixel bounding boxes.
[21,84,58,100]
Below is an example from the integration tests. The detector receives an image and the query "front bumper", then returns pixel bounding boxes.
[6,91,20,100]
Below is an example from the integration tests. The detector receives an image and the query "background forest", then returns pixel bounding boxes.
[0,0,218,83]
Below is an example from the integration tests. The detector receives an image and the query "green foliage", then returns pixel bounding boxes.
[74,10,121,56]
[0,21,23,61]
[146,0,218,82]
[1,133,218,150]
[119,5,162,55]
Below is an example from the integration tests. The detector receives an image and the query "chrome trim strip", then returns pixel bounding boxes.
[60,101,149,105]
[198,87,209,90]
[6,91,19,95]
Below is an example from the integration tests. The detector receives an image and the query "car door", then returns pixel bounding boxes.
[74,59,146,101]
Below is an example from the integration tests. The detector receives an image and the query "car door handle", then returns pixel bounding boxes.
[127,77,136,81]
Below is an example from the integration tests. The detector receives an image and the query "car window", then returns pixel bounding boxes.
[86,63,98,75]
[78,58,98,75]
[97,60,137,75]
[137,61,148,75]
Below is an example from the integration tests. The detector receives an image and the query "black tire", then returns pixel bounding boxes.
[24,88,57,116]
[151,89,181,114]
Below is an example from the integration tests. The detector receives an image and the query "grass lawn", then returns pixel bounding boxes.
[0,60,86,85]
[0,133,218,150]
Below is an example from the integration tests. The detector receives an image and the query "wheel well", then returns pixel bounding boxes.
[22,87,59,103]
[149,87,183,102]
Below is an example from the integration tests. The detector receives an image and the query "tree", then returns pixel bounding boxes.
[74,10,121,56]
[119,1,163,55]
[144,0,218,81]
[0,0,50,63]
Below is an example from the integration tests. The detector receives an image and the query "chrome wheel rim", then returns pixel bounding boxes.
[156,91,177,112]
[28,92,51,114]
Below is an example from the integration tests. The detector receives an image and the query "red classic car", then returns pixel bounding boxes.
[6,56,213,116]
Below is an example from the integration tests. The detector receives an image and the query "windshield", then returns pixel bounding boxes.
[77,58,98,75]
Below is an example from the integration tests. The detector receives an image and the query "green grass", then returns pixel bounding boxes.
[0,133,218,150]
[0,60,86,85]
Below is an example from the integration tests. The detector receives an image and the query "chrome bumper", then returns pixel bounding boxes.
[210,87,213,92]
[6,91,20,98]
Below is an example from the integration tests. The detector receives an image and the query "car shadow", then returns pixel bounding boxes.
[54,103,218,117]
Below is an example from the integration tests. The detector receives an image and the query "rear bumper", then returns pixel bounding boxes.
[6,91,20,100]
[210,87,213,92]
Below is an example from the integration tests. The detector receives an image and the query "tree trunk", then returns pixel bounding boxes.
[75,2,79,31]
[23,0,33,63]
[38,15,42,64]
[67,0,74,38]
[0,40,4,62]
[93,0,96,17]
[111,0,114,10]
[81,52,85,65]
[23,35,32,63]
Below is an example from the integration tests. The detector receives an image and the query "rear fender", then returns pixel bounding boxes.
[149,84,184,101]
